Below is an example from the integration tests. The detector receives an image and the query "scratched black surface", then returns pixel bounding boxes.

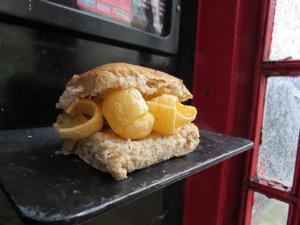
[0,127,253,225]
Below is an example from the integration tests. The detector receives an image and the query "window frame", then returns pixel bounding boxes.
[239,0,300,223]
[183,0,300,224]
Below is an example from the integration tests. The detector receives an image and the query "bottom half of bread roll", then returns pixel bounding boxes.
[69,123,199,180]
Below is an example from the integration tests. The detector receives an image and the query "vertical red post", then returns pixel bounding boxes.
[183,0,262,224]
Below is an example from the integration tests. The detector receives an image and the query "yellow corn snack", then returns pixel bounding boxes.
[102,88,153,140]
[53,99,103,139]
[119,112,154,139]
[147,94,197,134]
[147,101,176,134]
[150,93,177,106]
[175,102,197,128]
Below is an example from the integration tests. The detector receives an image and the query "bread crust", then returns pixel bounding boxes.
[56,63,193,109]
[72,123,199,180]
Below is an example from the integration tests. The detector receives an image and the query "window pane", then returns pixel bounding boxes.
[269,0,300,60]
[257,76,300,188]
[251,192,289,225]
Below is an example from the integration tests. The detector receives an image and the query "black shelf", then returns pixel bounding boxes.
[0,127,253,225]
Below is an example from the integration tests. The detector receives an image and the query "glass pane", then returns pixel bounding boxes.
[251,192,289,225]
[257,76,300,188]
[269,0,300,60]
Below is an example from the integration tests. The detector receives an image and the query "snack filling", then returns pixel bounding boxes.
[53,99,103,139]
[102,87,154,139]
[147,94,197,134]
[54,87,197,140]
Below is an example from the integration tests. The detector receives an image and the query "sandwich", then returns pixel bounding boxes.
[53,63,199,180]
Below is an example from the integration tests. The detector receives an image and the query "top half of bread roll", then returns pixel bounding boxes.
[56,63,193,109]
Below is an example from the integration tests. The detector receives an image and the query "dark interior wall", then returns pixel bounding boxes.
[0,1,198,225]
[0,21,173,129]
[0,0,197,131]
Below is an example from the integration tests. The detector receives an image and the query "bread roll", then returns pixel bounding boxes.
[55,63,199,180]
[56,63,193,109]
[73,123,199,180]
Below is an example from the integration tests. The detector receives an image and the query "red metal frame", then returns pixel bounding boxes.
[183,0,261,224]
[184,0,300,224]
[262,0,276,61]
[243,127,300,225]
[239,0,300,223]
[293,135,300,223]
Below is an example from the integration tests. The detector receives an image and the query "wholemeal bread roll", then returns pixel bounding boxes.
[74,123,199,180]
[55,63,200,180]
[57,63,193,109]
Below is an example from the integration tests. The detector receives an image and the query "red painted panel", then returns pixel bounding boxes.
[183,0,261,224]
[184,163,224,225]
[184,2,238,224]
[192,1,235,133]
